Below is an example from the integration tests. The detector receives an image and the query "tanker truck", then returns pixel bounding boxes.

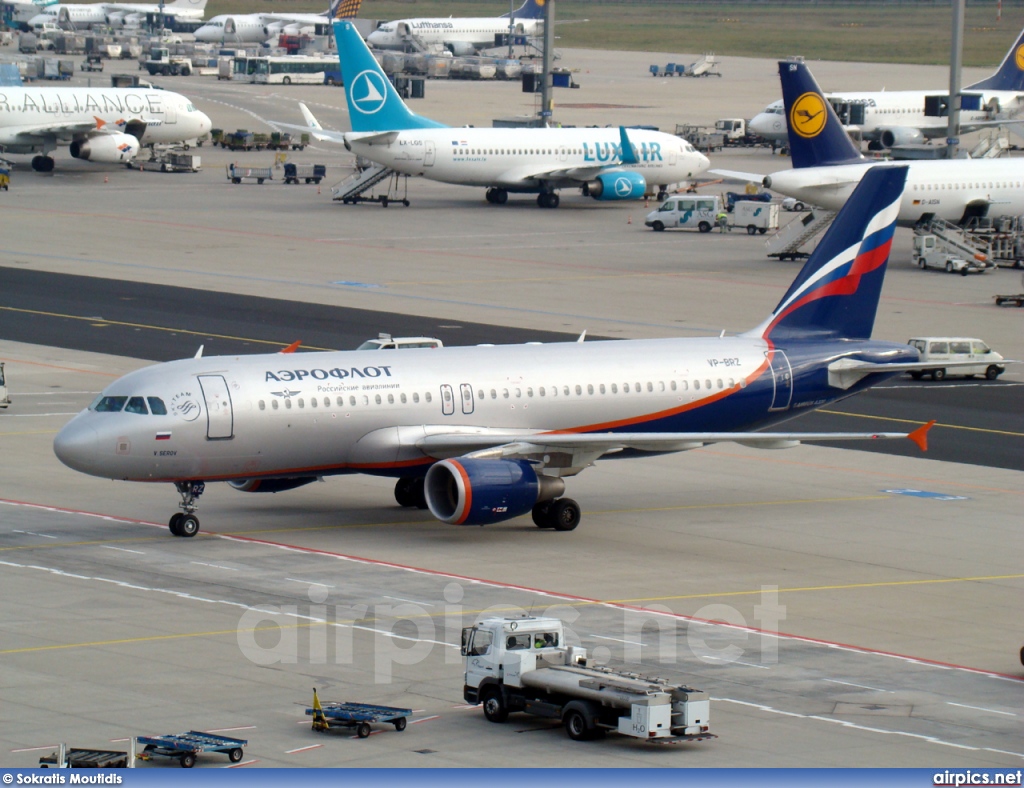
[461,616,714,743]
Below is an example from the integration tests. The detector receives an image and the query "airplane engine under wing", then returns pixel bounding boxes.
[447,41,476,56]
[586,170,646,201]
[424,458,564,525]
[228,477,319,493]
[70,132,140,163]
[879,126,925,148]
[105,12,126,26]
[264,22,286,37]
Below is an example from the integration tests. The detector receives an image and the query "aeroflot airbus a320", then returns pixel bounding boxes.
[54,166,936,537]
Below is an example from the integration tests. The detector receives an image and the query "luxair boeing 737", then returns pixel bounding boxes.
[54,166,938,538]
[284,20,709,207]
[714,60,1024,226]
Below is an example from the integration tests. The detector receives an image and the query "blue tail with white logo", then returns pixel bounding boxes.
[779,60,864,169]
[502,0,546,20]
[747,165,906,341]
[333,20,447,133]
[966,26,1024,91]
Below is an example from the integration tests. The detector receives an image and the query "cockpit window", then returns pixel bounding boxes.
[124,396,149,415]
[148,397,168,415]
[93,396,128,412]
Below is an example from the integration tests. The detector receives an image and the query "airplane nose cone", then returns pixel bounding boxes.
[198,110,213,136]
[53,420,99,475]
[748,115,769,135]
[367,31,383,45]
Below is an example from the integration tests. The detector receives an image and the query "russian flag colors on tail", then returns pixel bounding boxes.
[748,165,906,341]
[779,60,864,169]
[333,20,447,133]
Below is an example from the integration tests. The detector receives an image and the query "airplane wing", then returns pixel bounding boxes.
[827,358,1015,389]
[10,119,107,140]
[709,168,769,184]
[417,422,933,471]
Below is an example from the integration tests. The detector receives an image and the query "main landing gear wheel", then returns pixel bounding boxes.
[537,192,559,208]
[394,477,427,509]
[31,155,55,173]
[532,498,581,531]
[485,187,508,204]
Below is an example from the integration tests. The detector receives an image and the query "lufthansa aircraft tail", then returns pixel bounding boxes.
[746,165,905,342]
[779,60,864,169]
[966,26,1024,91]
[502,0,546,19]
[328,0,362,20]
[333,20,447,133]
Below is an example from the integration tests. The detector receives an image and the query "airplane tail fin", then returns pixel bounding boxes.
[328,0,362,21]
[966,26,1024,90]
[779,60,864,169]
[333,20,446,133]
[503,0,546,19]
[747,165,906,342]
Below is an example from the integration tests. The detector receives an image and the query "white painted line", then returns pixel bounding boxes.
[206,725,257,733]
[19,391,100,396]
[101,546,145,555]
[285,744,323,754]
[590,634,646,647]
[10,745,57,753]
[225,759,258,768]
[410,715,440,725]
[286,578,335,587]
[4,412,79,417]
[703,655,770,669]
[947,701,1017,717]
[13,530,58,539]
[109,738,130,743]
[824,678,892,693]
[191,561,239,571]
[382,595,434,607]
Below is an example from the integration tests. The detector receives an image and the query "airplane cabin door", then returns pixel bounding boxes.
[440,384,455,415]
[424,140,435,166]
[460,383,474,414]
[165,101,177,125]
[197,374,234,439]
[766,349,793,412]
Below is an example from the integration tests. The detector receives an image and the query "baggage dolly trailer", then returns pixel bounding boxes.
[307,688,413,738]
[136,731,247,768]
[39,747,129,767]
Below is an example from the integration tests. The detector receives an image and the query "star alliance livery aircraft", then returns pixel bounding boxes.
[289,20,710,207]
[55,166,936,538]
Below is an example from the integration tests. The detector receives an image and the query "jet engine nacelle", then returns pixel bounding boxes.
[878,126,925,149]
[264,22,285,37]
[228,477,319,493]
[424,458,564,526]
[586,170,647,201]
[69,132,140,163]
[105,11,126,26]
[446,41,476,56]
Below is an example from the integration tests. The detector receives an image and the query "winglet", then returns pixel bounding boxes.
[281,340,302,354]
[908,419,935,452]
[619,127,639,165]
[299,102,323,131]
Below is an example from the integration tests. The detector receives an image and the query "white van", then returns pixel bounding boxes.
[906,337,1005,380]
[645,195,721,233]
[356,333,443,350]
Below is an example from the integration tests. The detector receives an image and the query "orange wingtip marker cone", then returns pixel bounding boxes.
[908,419,935,452]
[280,340,302,354]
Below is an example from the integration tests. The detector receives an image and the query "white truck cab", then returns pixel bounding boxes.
[462,616,713,743]
[907,337,1005,381]
[356,333,443,350]
[645,195,721,233]
[0,362,8,408]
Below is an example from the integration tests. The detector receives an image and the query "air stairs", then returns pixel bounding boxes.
[915,216,992,267]
[968,129,1010,159]
[685,52,720,77]
[765,209,837,260]
[331,162,409,206]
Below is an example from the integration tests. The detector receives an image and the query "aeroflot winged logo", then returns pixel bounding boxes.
[789,91,827,139]
[350,70,389,115]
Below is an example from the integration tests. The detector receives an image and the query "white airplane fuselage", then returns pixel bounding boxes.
[767,158,1024,225]
[347,127,709,191]
[195,13,322,43]
[0,87,212,156]
[367,17,542,52]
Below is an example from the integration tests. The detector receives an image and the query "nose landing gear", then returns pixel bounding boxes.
[169,481,205,537]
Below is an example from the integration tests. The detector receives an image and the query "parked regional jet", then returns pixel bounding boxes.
[367,0,544,56]
[0,86,212,171]
[28,0,207,30]
[7,0,59,29]
[284,20,709,207]
[749,26,1024,148]
[194,0,360,45]
[54,165,939,538]
[713,60,1024,226]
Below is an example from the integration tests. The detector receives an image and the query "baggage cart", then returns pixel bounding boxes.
[307,688,412,738]
[136,731,247,768]
[227,163,271,183]
[39,748,128,768]
[284,163,325,184]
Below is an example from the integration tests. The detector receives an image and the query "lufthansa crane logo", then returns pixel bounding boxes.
[350,70,389,115]
[614,177,634,197]
[790,92,827,139]
[1016,44,1024,71]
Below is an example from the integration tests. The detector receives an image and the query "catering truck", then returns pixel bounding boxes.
[462,616,714,743]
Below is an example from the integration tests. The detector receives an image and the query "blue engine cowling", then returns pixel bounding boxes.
[228,477,319,493]
[587,170,647,201]
[424,458,564,525]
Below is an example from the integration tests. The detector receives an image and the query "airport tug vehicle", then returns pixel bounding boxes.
[462,616,714,743]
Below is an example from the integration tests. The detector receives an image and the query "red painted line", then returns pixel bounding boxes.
[285,744,323,754]
[410,715,440,725]
[10,745,57,753]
